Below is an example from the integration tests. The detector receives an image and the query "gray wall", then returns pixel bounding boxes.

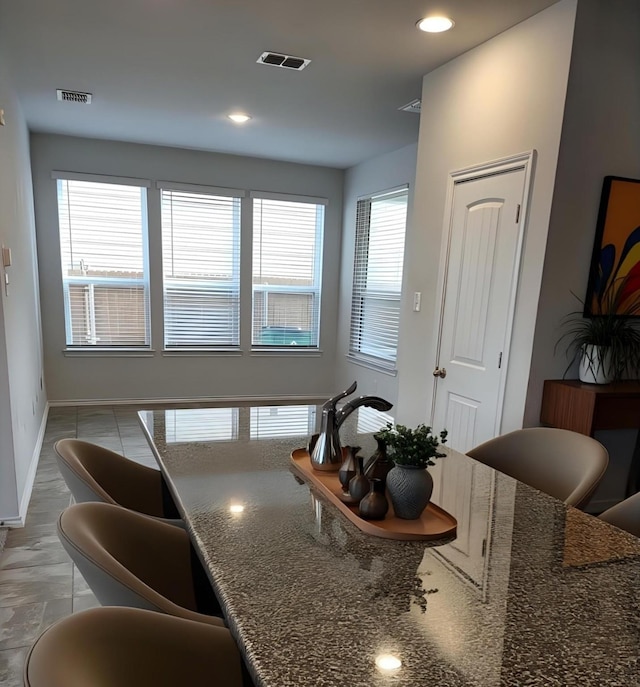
[0,57,47,523]
[30,134,344,402]
[334,143,418,408]
[396,0,577,428]
[528,0,640,508]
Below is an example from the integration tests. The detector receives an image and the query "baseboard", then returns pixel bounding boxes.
[5,403,50,528]
[48,394,331,407]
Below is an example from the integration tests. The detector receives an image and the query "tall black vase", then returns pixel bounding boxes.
[349,455,370,503]
[338,446,360,494]
[365,435,393,486]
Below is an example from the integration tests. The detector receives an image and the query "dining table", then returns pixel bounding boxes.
[138,402,640,687]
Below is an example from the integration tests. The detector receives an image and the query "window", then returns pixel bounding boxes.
[356,406,395,434]
[349,187,408,369]
[55,175,150,347]
[252,194,325,348]
[160,184,242,348]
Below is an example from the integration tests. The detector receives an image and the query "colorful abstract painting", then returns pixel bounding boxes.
[585,176,640,316]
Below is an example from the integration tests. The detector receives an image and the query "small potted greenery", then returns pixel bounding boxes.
[377,423,448,519]
[557,275,640,384]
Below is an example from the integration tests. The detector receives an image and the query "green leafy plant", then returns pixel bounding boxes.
[556,275,640,382]
[376,423,448,468]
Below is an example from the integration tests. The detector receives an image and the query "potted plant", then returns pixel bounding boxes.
[377,422,448,519]
[557,275,640,384]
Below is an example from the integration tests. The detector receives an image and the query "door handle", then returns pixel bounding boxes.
[433,366,447,378]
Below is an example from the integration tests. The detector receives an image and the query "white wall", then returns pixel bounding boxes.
[0,58,47,524]
[528,0,640,421]
[396,0,577,428]
[334,143,418,408]
[527,0,640,509]
[30,134,344,403]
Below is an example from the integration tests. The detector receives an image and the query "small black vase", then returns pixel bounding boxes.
[338,446,360,493]
[349,455,370,503]
[359,478,389,520]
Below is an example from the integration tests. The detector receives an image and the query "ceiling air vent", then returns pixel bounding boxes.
[257,52,310,71]
[56,89,92,104]
[399,98,421,114]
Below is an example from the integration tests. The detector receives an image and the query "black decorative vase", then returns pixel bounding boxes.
[348,455,370,503]
[359,478,389,520]
[338,446,360,494]
[386,464,433,519]
[365,435,393,486]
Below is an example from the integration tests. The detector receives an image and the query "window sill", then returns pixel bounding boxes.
[346,354,397,376]
[162,349,243,357]
[251,348,323,357]
[63,348,156,358]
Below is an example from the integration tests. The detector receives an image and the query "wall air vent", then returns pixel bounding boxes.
[56,89,92,104]
[257,52,311,71]
[399,98,421,114]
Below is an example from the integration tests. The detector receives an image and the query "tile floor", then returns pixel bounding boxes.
[0,405,159,686]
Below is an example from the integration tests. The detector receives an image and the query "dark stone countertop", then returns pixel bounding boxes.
[139,404,640,687]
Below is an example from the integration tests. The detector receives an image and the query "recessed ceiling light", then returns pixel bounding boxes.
[416,16,455,33]
[228,113,251,124]
[229,504,245,513]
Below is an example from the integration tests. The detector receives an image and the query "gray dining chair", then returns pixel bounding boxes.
[24,606,243,687]
[599,491,640,538]
[54,438,183,526]
[467,427,608,509]
[57,501,224,626]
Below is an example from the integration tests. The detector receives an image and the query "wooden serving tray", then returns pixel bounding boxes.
[290,449,457,541]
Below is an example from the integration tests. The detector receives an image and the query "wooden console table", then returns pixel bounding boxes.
[541,379,640,495]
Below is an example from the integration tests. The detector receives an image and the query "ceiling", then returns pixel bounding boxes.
[0,0,560,169]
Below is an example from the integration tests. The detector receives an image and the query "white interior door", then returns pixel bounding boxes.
[432,155,532,454]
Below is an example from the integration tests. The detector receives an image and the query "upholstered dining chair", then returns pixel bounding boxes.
[57,502,224,626]
[24,606,244,687]
[54,438,182,525]
[467,427,608,509]
[599,491,640,538]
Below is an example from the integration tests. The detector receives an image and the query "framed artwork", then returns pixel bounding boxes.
[585,176,640,316]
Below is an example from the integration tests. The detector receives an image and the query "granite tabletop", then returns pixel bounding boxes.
[139,404,640,687]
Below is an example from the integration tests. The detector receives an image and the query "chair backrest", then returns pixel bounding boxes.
[57,502,223,627]
[467,427,608,509]
[24,606,242,687]
[54,439,164,517]
[599,491,640,538]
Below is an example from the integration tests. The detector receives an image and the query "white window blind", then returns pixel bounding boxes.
[349,187,408,368]
[356,406,395,434]
[56,178,150,347]
[161,188,241,348]
[252,197,324,347]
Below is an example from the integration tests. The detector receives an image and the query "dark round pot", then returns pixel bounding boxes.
[359,478,389,520]
[386,464,433,519]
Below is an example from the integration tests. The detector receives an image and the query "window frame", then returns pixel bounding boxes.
[158,181,244,351]
[348,185,409,373]
[53,171,152,351]
[250,191,326,351]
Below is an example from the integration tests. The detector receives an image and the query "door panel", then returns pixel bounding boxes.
[433,167,526,453]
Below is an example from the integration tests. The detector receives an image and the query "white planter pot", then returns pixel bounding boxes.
[579,345,613,384]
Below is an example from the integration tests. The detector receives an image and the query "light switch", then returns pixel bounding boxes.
[1,247,11,267]
[413,291,421,312]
